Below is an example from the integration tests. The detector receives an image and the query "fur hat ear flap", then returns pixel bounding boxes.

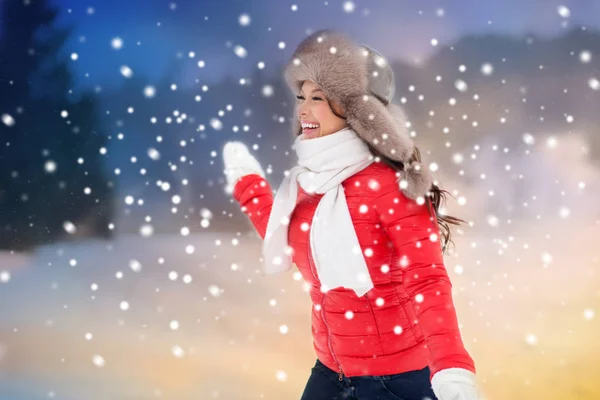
[399,161,435,201]
[385,102,434,200]
[343,94,414,162]
[343,95,433,200]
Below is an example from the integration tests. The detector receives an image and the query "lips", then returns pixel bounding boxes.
[301,121,320,136]
[302,127,320,139]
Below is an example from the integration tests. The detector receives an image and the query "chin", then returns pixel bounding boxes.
[301,129,322,140]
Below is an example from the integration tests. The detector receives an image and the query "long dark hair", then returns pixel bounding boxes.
[301,97,467,254]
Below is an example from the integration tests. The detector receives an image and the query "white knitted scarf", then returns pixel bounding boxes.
[262,127,375,297]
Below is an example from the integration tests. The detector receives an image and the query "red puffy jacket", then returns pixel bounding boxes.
[233,161,475,379]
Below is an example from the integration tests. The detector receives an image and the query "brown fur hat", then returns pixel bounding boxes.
[284,29,434,200]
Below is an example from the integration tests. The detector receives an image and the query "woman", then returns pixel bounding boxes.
[222,30,480,400]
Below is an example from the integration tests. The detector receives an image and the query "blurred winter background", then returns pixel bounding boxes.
[0,0,599,399]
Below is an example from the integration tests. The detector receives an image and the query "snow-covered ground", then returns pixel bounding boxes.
[0,218,598,399]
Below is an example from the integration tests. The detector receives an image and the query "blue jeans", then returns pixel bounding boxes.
[300,359,438,400]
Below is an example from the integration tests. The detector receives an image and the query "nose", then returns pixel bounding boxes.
[297,102,308,120]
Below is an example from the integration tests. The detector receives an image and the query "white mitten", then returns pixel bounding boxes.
[431,368,480,400]
[222,141,265,193]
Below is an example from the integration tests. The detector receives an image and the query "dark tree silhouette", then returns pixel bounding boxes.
[0,0,114,251]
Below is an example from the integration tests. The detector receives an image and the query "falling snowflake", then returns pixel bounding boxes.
[522,133,535,145]
[525,333,538,345]
[262,85,274,97]
[1,114,15,126]
[129,260,142,272]
[541,252,553,265]
[210,118,223,130]
[557,5,570,18]
[44,160,57,173]
[579,50,592,63]
[367,179,380,190]
[343,1,355,13]
[172,345,185,358]
[92,355,105,367]
[63,221,76,234]
[143,85,156,98]
[0,271,10,283]
[140,225,154,237]
[111,37,123,50]
[275,370,288,382]
[234,45,247,58]
[208,285,221,297]
[486,215,499,227]
[120,65,133,78]
[455,80,468,92]
[238,13,251,26]
[481,63,494,75]
[558,206,571,219]
[147,148,160,160]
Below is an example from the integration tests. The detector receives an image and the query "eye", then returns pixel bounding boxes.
[312,97,323,101]
[296,95,305,101]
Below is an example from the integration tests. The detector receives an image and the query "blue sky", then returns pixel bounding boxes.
[47,0,600,92]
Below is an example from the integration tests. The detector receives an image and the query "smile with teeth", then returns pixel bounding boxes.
[302,122,320,132]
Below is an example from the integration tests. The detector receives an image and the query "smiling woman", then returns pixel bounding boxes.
[221,29,480,400]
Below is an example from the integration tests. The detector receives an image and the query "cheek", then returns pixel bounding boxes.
[312,103,333,125]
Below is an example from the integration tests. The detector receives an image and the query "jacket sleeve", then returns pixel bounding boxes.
[232,174,274,239]
[373,176,476,377]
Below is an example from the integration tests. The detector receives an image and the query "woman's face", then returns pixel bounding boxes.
[296,80,347,140]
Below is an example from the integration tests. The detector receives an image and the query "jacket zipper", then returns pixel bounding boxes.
[307,250,345,381]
